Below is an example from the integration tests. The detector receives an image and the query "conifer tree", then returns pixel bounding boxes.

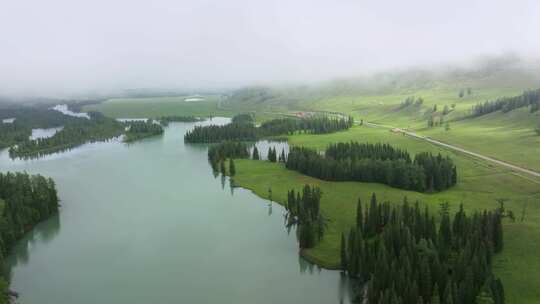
[219,160,226,174]
[356,198,363,229]
[229,158,236,176]
[340,233,348,270]
[252,146,260,160]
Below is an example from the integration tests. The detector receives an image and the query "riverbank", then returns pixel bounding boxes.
[230,124,540,303]
[1,122,354,304]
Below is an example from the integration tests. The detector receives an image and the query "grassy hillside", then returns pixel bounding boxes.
[233,125,540,304]
[224,61,540,172]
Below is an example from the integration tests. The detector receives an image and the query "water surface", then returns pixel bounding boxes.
[0,119,352,304]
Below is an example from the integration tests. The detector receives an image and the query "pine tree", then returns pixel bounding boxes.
[356,198,363,229]
[219,160,226,174]
[341,233,348,270]
[229,158,236,176]
[493,213,503,253]
[252,146,260,160]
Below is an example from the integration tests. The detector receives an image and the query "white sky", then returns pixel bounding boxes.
[1,0,539,96]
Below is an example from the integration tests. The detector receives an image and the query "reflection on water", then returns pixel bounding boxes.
[1,119,352,304]
[29,127,63,140]
[3,215,61,281]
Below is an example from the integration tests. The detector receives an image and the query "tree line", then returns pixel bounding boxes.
[285,185,324,249]
[471,89,540,117]
[285,142,457,192]
[184,115,353,143]
[124,121,164,143]
[258,116,354,136]
[9,112,124,159]
[341,194,505,304]
[0,107,83,149]
[396,97,423,110]
[0,172,60,302]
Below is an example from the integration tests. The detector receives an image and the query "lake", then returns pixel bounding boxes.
[0,119,353,304]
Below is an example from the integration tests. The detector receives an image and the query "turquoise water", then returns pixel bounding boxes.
[0,119,352,304]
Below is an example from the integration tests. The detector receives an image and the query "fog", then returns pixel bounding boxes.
[1,0,539,97]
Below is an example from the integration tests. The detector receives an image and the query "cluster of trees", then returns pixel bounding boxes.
[0,123,31,149]
[427,104,453,129]
[0,172,60,301]
[9,112,124,159]
[266,147,279,162]
[124,121,164,142]
[158,116,203,126]
[185,115,353,143]
[471,89,540,117]
[285,142,457,192]
[459,87,473,98]
[285,185,324,249]
[341,195,505,304]
[207,141,250,172]
[231,113,255,125]
[259,116,354,136]
[0,107,82,148]
[396,97,423,110]
[184,123,258,143]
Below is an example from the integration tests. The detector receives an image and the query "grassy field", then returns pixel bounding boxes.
[84,67,540,302]
[83,95,234,118]
[421,108,540,171]
[226,82,540,173]
[233,125,540,304]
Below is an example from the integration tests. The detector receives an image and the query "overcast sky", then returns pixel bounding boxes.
[1,0,539,96]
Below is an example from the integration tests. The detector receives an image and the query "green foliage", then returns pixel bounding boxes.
[0,172,60,301]
[184,123,258,143]
[231,113,255,125]
[184,116,354,143]
[9,112,124,159]
[252,146,260,160]
[207,141,250,171]
[285,185,323,249]
[259,116,353,136]
[267,147,277,162]
[229,158,236,176]
[124,120,164,142]
[396,96,423,110]
[471,89,540,117]
[342,196,505,304]
[285,142,457,192]
[0,107,83,149]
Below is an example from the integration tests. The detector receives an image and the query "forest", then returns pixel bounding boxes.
[0,108,82,149]
[341,194,505,304]
[285,142,457,192]
[9,112,124,159]
[258,116,354,136]
[0,172,60,303]
[124,121,164,143]
[470,89,540,117]
[184,114,353,143]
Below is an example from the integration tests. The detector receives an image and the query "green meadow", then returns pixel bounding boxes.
[83,95,233,118]
[86,68,540,303]
[232,125,540,304]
